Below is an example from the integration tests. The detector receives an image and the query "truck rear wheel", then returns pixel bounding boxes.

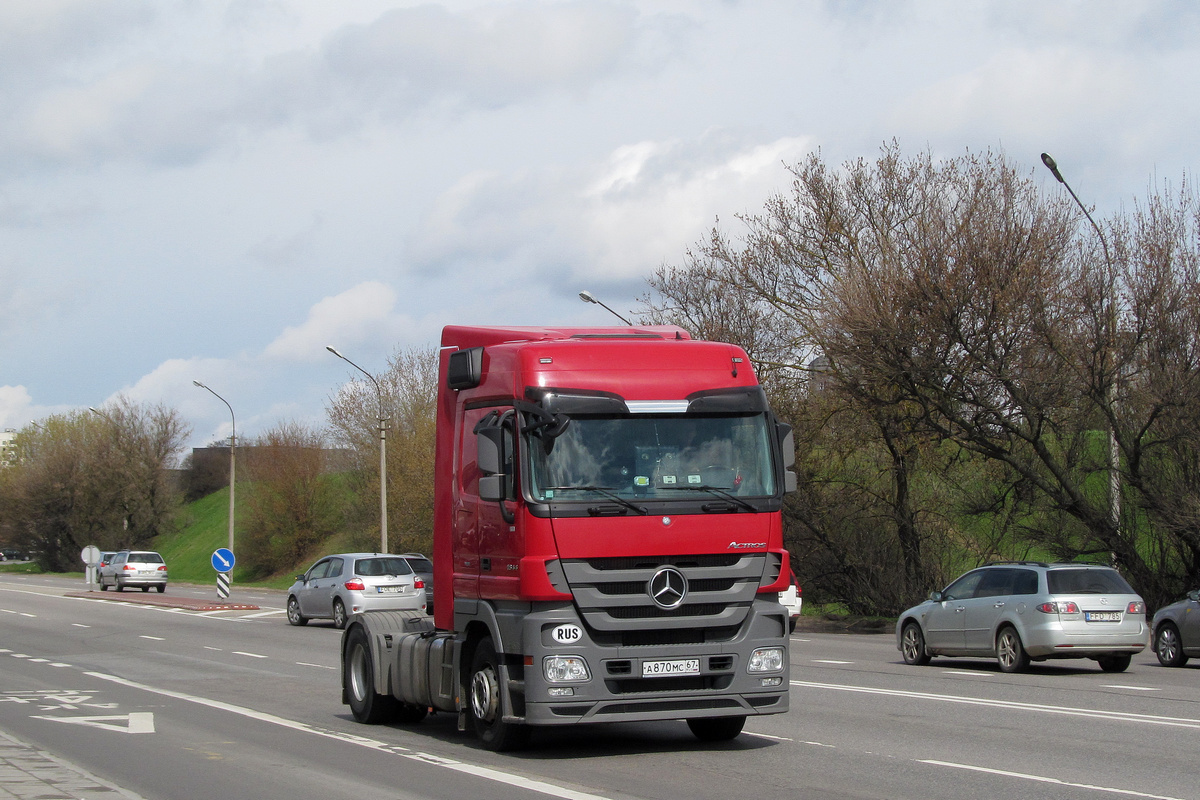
[344,625,399,724]
[687,715,746,742]
[468,637,529,751]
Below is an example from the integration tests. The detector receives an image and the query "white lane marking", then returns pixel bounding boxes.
[1101,685,1159,691]
[792,680,1200,729]
[922,759,1186,800]
[33,712,156,734]
[232,651,267,659]
[71,623,90,628]
[296,662,337,671]
[744,731,793,742]
[140,635,164,641]
[203,646,222,651]
[941,670,993,676]
[241,609,286,618]
[812,660,852,665]
[85,671,618,800]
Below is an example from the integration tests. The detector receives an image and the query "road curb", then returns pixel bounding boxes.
[64,592,259,611]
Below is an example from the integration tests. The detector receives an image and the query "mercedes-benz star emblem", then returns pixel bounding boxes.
[648,567,688,610]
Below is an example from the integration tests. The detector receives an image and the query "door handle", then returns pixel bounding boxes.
[994,602,1006,608]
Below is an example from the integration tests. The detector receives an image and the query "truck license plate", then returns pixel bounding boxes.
[642,658,700,677]
[1085,611,1121,622]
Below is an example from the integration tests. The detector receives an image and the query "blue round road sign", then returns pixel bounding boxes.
[211,548,236,573]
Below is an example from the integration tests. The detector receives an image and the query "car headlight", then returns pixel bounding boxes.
[543,655,590,683]
[747,647,784,673]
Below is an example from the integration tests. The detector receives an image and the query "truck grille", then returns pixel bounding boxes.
[556,554,766,646]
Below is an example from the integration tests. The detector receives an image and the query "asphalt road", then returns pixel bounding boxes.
[2,572,1198,800]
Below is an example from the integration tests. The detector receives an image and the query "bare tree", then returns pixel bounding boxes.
[326,346,438,555]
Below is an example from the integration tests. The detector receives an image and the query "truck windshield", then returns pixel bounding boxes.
[527,413,776,502]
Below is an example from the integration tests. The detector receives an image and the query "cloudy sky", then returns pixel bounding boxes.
[2,0,1197,452]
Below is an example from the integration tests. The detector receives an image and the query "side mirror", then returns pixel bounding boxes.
[928,591,944,603]
[1189,589,1200,603]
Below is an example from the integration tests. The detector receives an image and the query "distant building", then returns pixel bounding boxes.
[0,429,17,468]
[806,354,832,394]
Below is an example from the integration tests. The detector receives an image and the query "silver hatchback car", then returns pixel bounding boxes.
[896,562,1147,673]
[99,550,168,593]
[286,553,425,629]
[1151,589,1200,667]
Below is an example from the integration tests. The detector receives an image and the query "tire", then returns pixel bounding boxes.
[687,715,746,742]
[332,599,348,630]
[901,621,932,666]
[1098,654,1132,673]
[344,625,398,724]
[156,584,165,593]
[468,637,529,751]
[141,585,150,592]
[788,617,798,634]
[996,626,1030,673]
[115,580,125,592]
[286,596,308,626]
[99,581,108,592]
[1155,623,1188,667]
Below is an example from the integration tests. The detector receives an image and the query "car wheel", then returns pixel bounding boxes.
[469,637,530,751]
[901,621,932,666]
[1098,654,1132,673]
[156,585,165,594]
[687,716,746,742]
[115,580,125,592]
[141,586,150,592]
[332,599,348,630]
[286,596,308,626]
[344,625,398,724]
[1155,623,1188,667]
[996,626,1030,673]
[788,617,798,634]
[99,581,108,592]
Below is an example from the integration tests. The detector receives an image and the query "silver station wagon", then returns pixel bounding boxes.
[896,562,1147,673]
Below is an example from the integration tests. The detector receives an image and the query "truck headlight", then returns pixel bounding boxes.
[747,647,784,673]
[543,655,591,683]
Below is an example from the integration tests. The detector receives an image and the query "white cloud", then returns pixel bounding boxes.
[264,281,397,360]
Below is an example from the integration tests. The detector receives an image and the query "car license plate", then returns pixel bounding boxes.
[1085,611,1121,622]
[642,658,700,677]
[376,586,403,594]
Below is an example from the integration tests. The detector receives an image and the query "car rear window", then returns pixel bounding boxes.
[129,552,164,564]
[1047,568,1134,595]
[404,557,433,573]
[355,557,414,577]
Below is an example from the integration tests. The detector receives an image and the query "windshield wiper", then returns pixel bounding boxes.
[661,485,756,512]
[543,485,648,515]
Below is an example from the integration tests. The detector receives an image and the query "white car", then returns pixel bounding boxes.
[779,573,802,633]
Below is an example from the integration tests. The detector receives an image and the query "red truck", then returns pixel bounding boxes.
[341,324,796,749]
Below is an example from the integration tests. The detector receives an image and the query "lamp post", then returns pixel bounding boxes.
[1041,152,1121,540]
[578,290,633,325]
[192,381,236,553]
[327,346,389,554]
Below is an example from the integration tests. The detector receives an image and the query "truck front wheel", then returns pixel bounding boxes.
[468,637,529,751]
[344,626,399,724]
[687,716,746,742]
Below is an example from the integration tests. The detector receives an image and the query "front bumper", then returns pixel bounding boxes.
[517,597,789,725]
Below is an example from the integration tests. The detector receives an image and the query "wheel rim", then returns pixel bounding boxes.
[471,664,500,724]
[902,626,922,662]
[333,602,345,627]
[1158,628,1179,662]
[997,631,1017,668]
[348,643,369,702]
[287,599,300,624]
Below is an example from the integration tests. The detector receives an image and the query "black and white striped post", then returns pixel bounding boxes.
[211,548,236,602]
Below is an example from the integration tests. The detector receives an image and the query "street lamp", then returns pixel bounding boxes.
[578,290,633,325]
[192,381,236,553]
[327,346,389,553]
[1041,152,1121,539]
